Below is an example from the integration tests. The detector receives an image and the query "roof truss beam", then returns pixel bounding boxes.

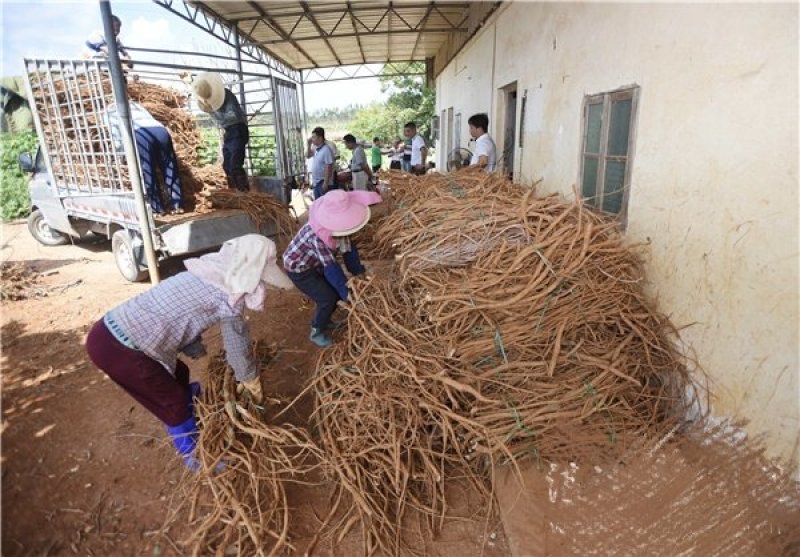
[151,0,300,82]
[303,61,425,84]
[254,26,466,47]
[245,0,319,68]
[346,2,366,64]
[299,1,343,66]
[230,3,470,23]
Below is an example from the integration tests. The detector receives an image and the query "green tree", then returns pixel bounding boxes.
[351,62,435,144]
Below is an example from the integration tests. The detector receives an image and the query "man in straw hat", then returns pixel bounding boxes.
[187,71,250,191]
[283,190,382,347]
[85,234,294,471]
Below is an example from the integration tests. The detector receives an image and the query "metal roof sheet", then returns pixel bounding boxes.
[187,1,499,74]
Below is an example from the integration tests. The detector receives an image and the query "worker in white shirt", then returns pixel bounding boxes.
[403,122,427,175]
[389,139,404,170]
[343,134,375,191]
[84,15,133,68]
[468,113,497,173]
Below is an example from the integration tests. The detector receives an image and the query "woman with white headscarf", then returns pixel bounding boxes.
[85,234,293,471]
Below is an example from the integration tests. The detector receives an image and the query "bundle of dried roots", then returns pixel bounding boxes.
[165,343,321,557]
[1,262,41,301]
[309,171,700,555]
[206,189,298,246]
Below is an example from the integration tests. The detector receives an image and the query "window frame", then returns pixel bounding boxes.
[578,85,640,221]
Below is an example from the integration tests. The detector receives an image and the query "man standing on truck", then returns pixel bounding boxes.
[84,14,133,69]
[184,72,250,192]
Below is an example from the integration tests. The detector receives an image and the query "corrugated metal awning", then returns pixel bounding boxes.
[185,1,499,76]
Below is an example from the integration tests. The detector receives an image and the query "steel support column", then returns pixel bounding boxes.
[100,0,160,283]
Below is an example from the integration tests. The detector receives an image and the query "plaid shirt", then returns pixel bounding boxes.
[282,223,337,273]
[105,272,256,381]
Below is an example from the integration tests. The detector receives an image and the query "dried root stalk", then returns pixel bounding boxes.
[206,189,298,246]
[168,344,321,557]
[1,262,41,300]
[312,277,498,556]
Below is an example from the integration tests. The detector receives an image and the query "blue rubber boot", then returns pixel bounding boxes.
[309,327,333,348]
[166,415,200,472]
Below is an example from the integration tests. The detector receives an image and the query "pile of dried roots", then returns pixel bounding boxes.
[35,75,228,211]
[309,169,700,554]
[127,80,227,210]
[166,342,320,557]
[158,170,796,557]
[1,262,41,301]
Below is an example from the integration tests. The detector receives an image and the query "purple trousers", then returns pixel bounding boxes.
[85,319,192,426]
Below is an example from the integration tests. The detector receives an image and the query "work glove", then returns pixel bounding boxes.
[237,376,264,404]
[323,262,350,301]
[342,244,366,276]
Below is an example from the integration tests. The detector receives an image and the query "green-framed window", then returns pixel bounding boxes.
[579,86,639,218]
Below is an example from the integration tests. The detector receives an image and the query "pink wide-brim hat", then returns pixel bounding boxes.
[312,190,380,237]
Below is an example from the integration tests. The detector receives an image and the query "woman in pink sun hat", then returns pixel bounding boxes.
[282,189,382,347]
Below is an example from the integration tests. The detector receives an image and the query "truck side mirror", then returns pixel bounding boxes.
[18,153,34,173]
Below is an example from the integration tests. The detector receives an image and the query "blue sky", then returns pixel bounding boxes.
[0,0,384,111]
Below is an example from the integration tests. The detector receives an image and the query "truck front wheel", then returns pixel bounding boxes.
[112,230,149,282]
[28,209,69,246]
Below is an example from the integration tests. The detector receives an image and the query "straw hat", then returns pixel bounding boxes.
[192,72,225,112]
[313,190,372,237]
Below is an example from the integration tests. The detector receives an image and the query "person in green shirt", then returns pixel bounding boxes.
[370,137,383,173]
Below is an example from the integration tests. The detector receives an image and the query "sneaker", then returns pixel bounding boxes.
[309,327,333,348]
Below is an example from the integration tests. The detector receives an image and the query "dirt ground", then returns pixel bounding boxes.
[0,220,509,556]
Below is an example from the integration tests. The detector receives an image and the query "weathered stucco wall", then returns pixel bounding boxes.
[436,3,799,466]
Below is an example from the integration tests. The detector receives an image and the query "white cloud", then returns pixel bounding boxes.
[2,2,97,76]
[126,16,175,51]
[1,1,391,112]
[304,77,386,112]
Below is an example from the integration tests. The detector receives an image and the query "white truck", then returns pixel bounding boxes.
[20,58,300,281]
